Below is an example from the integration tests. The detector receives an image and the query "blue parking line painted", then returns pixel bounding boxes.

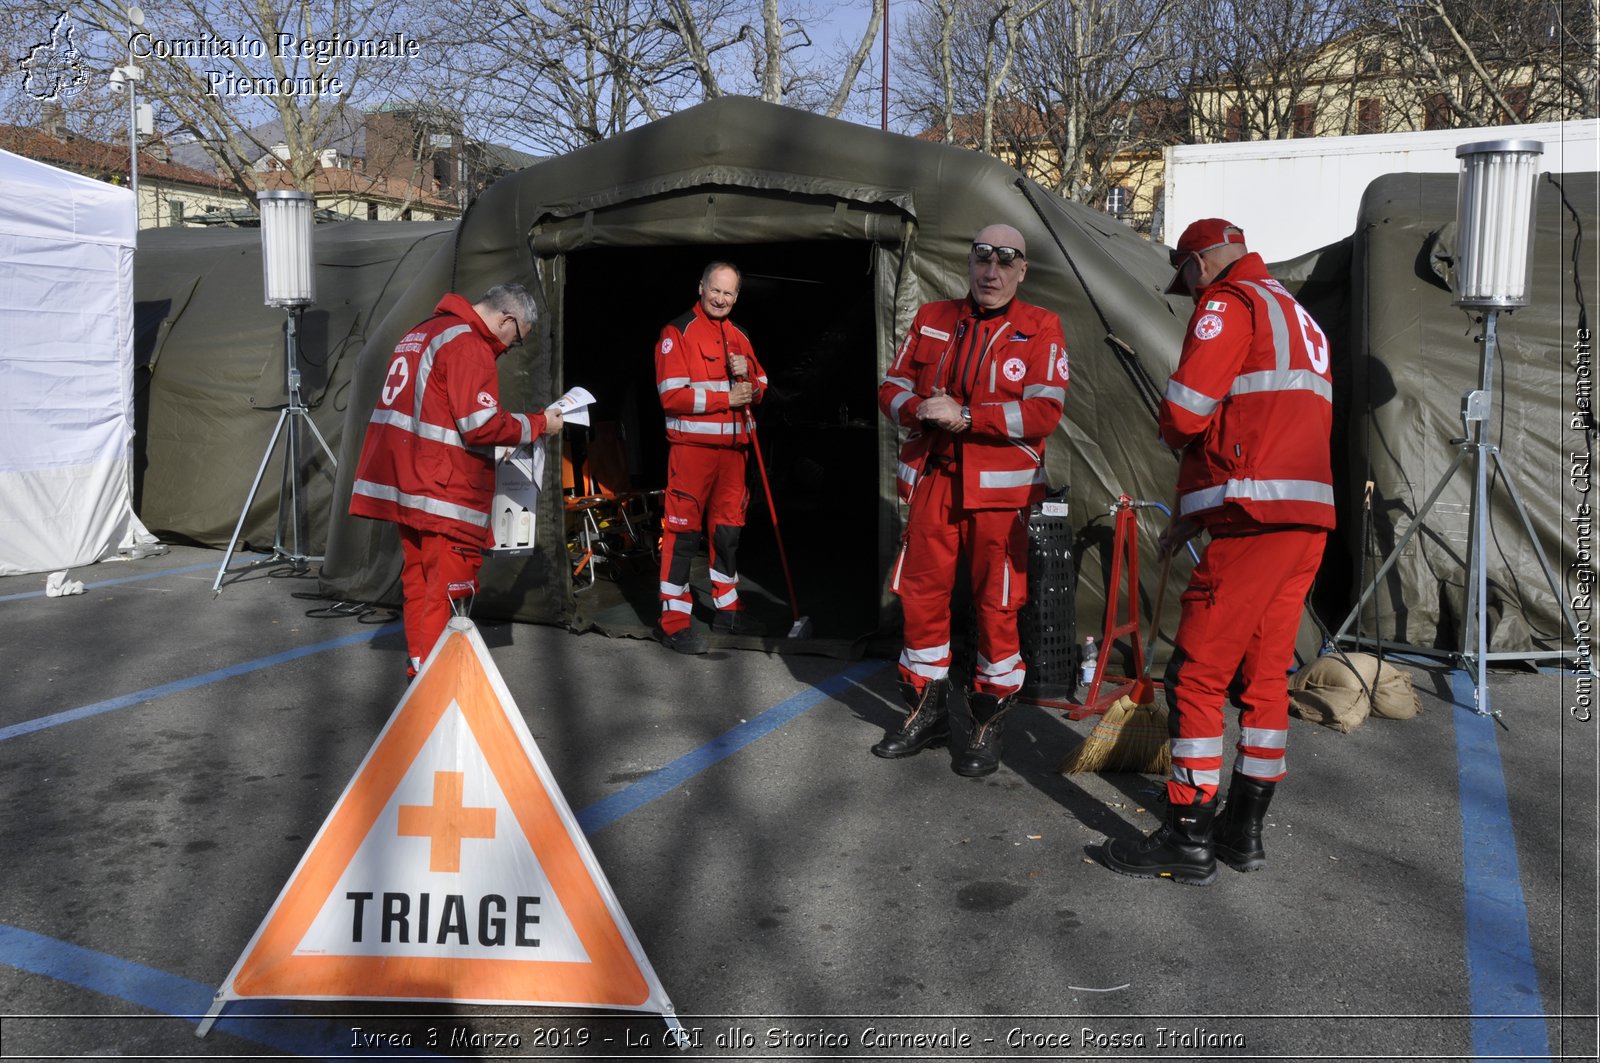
[1451,670,1552,1062]
[0,560,221,603]
[0,660,890,1058]
[576,659,890,834]
[0,924,444,1060]
[0,623,403,743]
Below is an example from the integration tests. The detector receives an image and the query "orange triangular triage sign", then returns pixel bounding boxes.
[200,617,678,1038]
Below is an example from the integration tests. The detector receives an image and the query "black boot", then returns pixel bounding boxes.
[1214,773,1276,872]
[871,681,951,758]
[951,692,1013,777]
[1102,796,1219,885]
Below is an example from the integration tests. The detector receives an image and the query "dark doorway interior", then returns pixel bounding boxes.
[560,240,883,642]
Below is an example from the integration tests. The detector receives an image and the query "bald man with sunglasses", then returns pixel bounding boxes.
[875,224,1068,777]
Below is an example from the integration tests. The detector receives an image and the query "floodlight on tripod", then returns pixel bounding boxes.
[1337,140,1590,716]
[213,190,339,593]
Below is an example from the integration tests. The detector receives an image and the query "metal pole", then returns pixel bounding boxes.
[881,0,889,131]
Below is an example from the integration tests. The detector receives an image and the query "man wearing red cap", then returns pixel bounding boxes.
[1102,219,1333,885]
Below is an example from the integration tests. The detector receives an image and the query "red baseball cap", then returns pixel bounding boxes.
[1164,219,1246,293]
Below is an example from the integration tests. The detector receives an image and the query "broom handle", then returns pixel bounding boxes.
[1139,548,1173,684]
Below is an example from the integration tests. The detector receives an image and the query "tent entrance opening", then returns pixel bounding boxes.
[560,241,882,641]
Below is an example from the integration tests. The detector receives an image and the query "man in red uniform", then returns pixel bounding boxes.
[1103,219,1334,885]
[350,283,564,677]
[873,224,1068,777]
[654,261,769,654]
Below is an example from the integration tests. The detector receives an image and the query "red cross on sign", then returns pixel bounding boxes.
[397,771,496,873]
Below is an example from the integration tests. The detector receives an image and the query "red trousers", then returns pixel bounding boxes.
[398,525,483,674]
[893,462,1029,697]
[658,444,748,633]
[1165,526,1326,805]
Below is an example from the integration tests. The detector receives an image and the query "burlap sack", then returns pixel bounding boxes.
[1288,653,1422,732]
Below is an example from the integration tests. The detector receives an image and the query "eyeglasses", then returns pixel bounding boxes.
[972,242,1025,266]
[505,313,525,348]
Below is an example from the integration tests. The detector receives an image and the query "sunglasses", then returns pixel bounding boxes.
[972,242,1025,266]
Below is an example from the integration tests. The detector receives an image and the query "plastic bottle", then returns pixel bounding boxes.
[1079,636,1099,686]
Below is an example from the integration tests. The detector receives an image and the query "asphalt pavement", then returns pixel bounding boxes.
[0,545,1595,1062]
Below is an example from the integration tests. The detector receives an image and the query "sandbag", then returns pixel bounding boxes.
[1289,652,1421,732]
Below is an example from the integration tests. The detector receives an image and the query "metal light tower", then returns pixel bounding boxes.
[213,190,339,592]
[1338,140,1591,716]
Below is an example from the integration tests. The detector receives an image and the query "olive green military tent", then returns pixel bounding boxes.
[311,96,1192,655]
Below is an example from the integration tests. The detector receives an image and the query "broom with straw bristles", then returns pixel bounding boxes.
[1060,548,1174,775]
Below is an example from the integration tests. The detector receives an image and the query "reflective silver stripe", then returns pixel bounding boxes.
[1171,736,1225,759]
[980,666,1024,692]
[755,373,768,385]
[1023,384,1065,404]
[665,417,739,436]
[904,658,950,680]
[1165,378,1221,418]
[883,375,916,392]
[658,377,692,393]
[1231,369,1332,403]
[897,461,918,488]
[1238,754,1286,778]
[1172,765,1221,788]
[977,651,1023,677]
[511,412,532,446]
[888,389,915,420]
[413,324,473,423]
[979,467,1045,490]
[708,567,737,584]
[693,389,707,414]
[351,479,488,526]
[1238,281,1292,372]
[905,642,950,664]
[660,580,689,596]
[458,406,497,433]
[1241,727,1288,749]
[1002,401,1023,439]
[1179,478,1335,515]
[368,406,466,450]
[712,588,739,609]
[663,599,693,614]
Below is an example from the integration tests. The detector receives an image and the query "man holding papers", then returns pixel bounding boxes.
[350,283,564,678]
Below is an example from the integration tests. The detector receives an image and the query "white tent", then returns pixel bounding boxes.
[0,147,153,576]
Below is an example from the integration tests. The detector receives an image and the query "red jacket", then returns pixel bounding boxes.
[1159,253,1335,531]
[656,302,767,447]
[880,296,1067,510]
[350,293,545,545]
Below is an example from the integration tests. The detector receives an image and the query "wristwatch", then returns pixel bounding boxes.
[960,405,972,430]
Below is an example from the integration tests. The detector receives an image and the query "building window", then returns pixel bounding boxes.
[1105,186,1131,216]
[169,199,185,226]
[367,201,379,221]
[1425,93,1451,130]
[1358,97,1382,135]
[1293,102,1316,138]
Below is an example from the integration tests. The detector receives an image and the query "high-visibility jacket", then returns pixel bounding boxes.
[880,296,1068,511]
[656,302,767,448]
[1159,253,1335,531]
[350,293,544,546]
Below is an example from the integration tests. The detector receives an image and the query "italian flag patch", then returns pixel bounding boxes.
[1205,300,1228,312]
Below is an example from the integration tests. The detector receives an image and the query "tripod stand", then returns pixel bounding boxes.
[1336,309,1592,716]
[212,306,338,593]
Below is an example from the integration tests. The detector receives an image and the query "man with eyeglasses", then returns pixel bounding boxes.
[1100,219,1334,885]
[350,283,565,679]
[653,261,770,653]
[874,224,1068,776]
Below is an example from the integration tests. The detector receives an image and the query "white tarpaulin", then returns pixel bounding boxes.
[0,147,151,576]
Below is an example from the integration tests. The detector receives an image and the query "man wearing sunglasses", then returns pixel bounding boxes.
[874,223,1068,777]
[1101,219,1334,885]
[351,283,564,679]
